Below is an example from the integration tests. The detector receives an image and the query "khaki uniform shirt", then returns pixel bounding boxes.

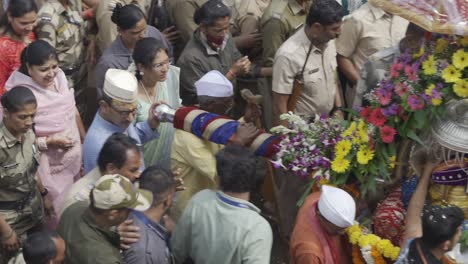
[272,28,338,117]
[95,0,146,52]
[0,123,43,235]
[36,0,85,70]
[335,3,408,71]
[261,0,310,67]
[58,202,123,264]
[230,0,270,36]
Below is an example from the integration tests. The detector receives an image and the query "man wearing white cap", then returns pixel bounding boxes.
[170,70,259,221]
[83,69,161,174]
[58,174,153,264]
[290,185,356,264]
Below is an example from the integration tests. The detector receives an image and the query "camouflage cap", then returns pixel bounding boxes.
[91,174,152,211]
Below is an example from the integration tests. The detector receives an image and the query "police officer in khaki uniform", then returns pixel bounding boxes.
[270,0,345,238]
[257,0,310,129]
[0,87,51,264]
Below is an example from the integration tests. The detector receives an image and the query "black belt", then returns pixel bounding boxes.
[0,191,36,211]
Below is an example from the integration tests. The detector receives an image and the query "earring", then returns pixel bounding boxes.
[139,71,144,76]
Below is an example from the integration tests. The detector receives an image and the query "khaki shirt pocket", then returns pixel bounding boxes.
[0,164,22,188]
[303,69,323,97]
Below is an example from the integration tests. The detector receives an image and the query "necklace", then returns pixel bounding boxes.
[139,81,157,104]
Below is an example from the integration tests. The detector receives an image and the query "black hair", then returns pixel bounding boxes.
[306,0,345,27]
[23,231,60,264]
[421,205,464,248]
[216,145,261,193]
[0,0,37,35]
[194,0,231,26]
[19,40,58,75]
[1,86,37,112]
[111,3,146,30]
[97,133,140,172]
[139,166,175,205]
[132,37,168,80]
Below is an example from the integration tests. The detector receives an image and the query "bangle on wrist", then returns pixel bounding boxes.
[1,228,13,241]
[228,70,237,78]
[37,137,48,150]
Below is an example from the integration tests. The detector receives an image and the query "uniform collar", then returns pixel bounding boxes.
[299,28,326,54]
[49,0,73,15]
[288,0,306,15]
[216,191,261,213]
[0,122,22,148]
[368,3,388,20]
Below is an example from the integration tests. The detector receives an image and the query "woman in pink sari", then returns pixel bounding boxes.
[5,40,85,227]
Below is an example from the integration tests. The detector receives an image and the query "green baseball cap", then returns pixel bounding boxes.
[91,174,153,211]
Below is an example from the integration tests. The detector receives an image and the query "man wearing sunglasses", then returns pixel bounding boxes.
[83,69,161,174]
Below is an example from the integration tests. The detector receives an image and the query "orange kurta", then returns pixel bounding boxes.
[290,192,352,264]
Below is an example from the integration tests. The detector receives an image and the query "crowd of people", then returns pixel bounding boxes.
[0,0,465,263]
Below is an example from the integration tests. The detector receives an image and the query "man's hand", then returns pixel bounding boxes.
[230,56,251,77]
[172,168,185,192]
[117,219,140,250]
[230,123,258,146]
[1,228,19,253]
[148,102,164,130]
[86,39,97,65]
[244,103,262,124]
[236,31,262,50]
[162,26,180,45]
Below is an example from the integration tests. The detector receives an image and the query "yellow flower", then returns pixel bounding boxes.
[331,157,350,173]
[435,38,449,54]
[383,246,395,259]
[431,98,442,106]
[390,247,400,260]
[422,55,437,75]
[389,156,396,169]
[425,84,435,96]
[376,239,393,253]
[357,147,375,165]
[442,65,462,83]
[366,234,381,246]
[453,79,468,98]
[453,49,468,69]
[358,119,366,131]
[413,46,425,58]
[358,235,371,248]
[460,36,468,47]
[335,140,352,157]
[349,231,361,244]
[347,224,362,235]
[357,129,369,143]
[342,122,356,137]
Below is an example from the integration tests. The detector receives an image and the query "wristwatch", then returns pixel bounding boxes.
[40,188,49,197]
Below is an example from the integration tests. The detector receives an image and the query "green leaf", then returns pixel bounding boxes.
[296,180,315,207]
[407,130,425,146]
[413,110,427,129]
[460,231,468,253]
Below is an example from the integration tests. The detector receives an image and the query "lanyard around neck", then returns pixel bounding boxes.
[216,192,250,210]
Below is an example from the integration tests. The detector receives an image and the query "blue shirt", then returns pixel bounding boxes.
[82,111,159,174]
[123,211,172,264]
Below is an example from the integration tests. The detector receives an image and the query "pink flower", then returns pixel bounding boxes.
[376,88,392,106]
[360,107,371,120]
[380,126,397,143]
[407,95,424,111]
[395,83,410,97]
[404,64,418,82]
[390,63,404,78]
[368,108,387,127]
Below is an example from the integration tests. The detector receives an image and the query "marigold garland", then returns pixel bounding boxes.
[346,223,401,264]
[352,245,366,264]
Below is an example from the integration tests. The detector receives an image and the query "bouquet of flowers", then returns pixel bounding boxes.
[360,35,468,145]
[271,113,394,196]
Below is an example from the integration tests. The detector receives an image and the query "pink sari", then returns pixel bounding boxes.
[5,70,82,226]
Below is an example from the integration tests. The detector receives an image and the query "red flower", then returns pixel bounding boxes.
[380,126,397,143]
[368,108,387,127]
[360,107,371,119]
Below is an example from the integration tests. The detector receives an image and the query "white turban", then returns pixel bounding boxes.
[318,185,356,228]
[195,70,233,97]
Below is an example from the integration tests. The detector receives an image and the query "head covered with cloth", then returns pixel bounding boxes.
[195,70,234,115]
[317,185,356,234]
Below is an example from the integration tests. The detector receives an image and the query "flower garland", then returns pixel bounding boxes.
[346,224,401,264]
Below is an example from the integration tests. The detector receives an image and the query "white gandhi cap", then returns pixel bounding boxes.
[103,69,138,103]
[318,185,356,228]
[195,70,233,97]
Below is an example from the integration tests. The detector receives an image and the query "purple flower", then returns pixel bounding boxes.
[381,103,399,117]
[407,95,424,111]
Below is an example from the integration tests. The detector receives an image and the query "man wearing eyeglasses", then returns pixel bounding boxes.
[82,69,161,174]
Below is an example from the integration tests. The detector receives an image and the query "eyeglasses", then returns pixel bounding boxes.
[110,104,140,117]
[152,59,172,71]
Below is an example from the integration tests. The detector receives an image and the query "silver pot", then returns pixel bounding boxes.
[431,99,468,153]
[153,104,176,123]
